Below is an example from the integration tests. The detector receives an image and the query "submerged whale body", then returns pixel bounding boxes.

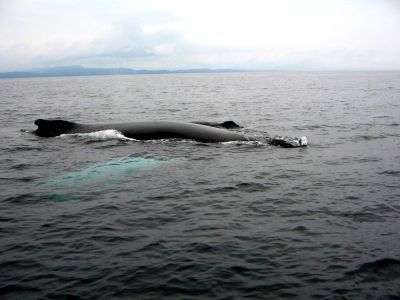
[33,119,307,147]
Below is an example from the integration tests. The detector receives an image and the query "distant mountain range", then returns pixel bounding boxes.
[0,65,249,79]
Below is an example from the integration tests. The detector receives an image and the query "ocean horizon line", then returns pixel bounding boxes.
[0,65,398,79]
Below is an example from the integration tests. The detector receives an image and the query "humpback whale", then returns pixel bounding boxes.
[33,119,307,147]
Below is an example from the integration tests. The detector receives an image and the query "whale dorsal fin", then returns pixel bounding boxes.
[192,120,241,129]
[220,121,241,128]
[34,119,76,137]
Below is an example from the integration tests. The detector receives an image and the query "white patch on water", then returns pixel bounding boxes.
[300,136,308,146]
[221,140,268,146]
[60,130,138,141]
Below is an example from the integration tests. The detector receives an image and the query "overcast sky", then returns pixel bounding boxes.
[0,0,399,71]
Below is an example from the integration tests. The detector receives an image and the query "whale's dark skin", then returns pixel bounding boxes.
[192,121,241,129]
[33,119,251,143]
[33,119,306,147]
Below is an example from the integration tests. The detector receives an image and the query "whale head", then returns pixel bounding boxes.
[269,135,308,148]
[33,119,76,137]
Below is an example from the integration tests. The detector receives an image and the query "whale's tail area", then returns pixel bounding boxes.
[33,119,76,137]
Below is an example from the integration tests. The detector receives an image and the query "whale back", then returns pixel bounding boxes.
[34,119,76,137]
[32,119,247,141]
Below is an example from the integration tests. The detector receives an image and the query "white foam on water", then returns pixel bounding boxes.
[300,136,308,146]
[60,130,138,141]
[221,140,268,146]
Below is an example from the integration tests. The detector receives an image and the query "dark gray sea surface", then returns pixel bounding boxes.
[1,72,400,299]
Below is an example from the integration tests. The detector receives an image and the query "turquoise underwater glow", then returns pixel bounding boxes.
[45,156,166,187]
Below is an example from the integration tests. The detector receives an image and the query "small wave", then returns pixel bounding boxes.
[373,115,390,119]
[5,145,43,152]
[235,182,270,192]
[0,284,42,295]
[346,258,400,282]
[10,163,31,170]
[3,193,36,203]
[293,124,345,130]
[353,156,382,163]
[357,134,388,141]
[3,192,87,203]
[338,211,384,222]
[203,182,271,195]
[379,170,400,177]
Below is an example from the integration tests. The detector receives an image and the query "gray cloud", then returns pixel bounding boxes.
[0,0,399,71]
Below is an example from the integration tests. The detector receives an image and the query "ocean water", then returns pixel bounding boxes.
[0,72,399,299]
